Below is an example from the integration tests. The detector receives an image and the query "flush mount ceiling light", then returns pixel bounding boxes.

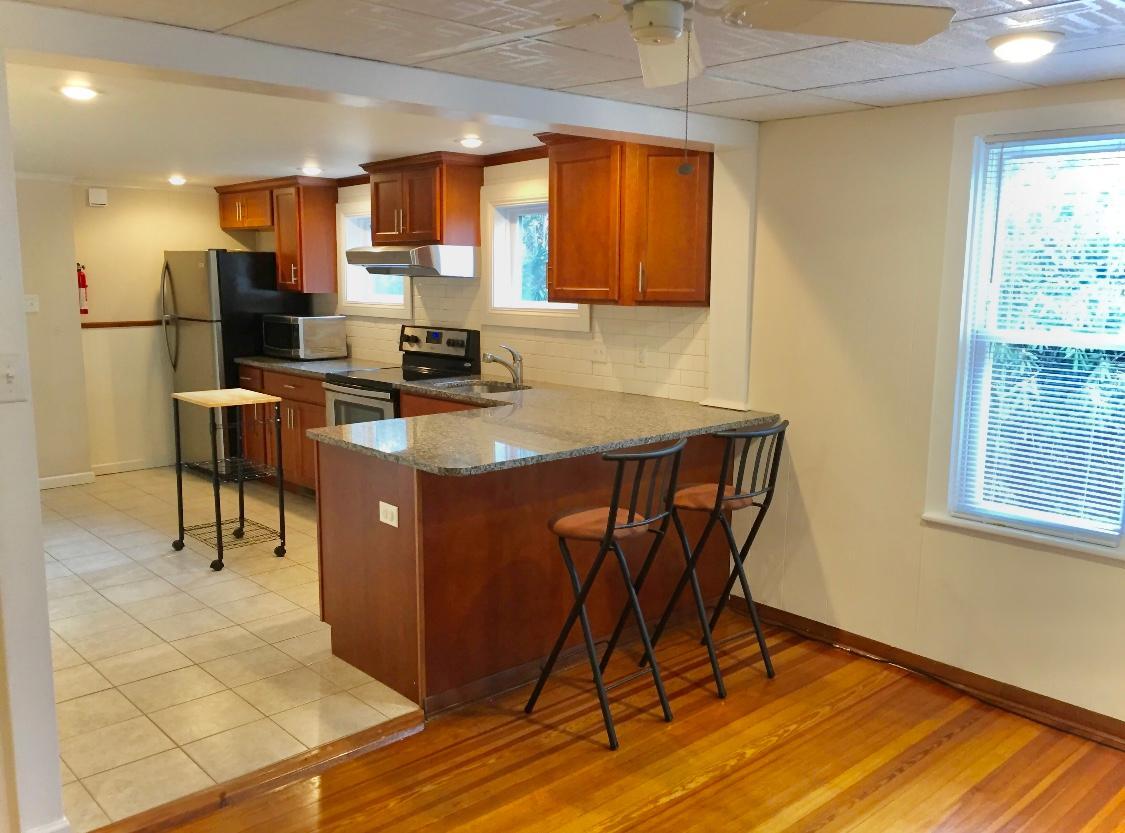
[988,31,1063,63]
[301,164,323,176]
[168,174,187,186]
[459,135,483,149]
[60,84,98,101]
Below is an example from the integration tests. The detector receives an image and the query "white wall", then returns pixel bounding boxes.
[747,78,1125,720]
[338,164,712,402]
[0,53,67,833]
[15,178,93,487]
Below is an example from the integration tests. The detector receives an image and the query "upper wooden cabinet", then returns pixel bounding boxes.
[539,134,712,306]
[215,177,338,293]
[360,152,484,246]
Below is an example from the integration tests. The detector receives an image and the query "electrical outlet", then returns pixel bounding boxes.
[379,501,399,528]
[591,343,608,363]
[0,354,29,403]
[24,295,39,313]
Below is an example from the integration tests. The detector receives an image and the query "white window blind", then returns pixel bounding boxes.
[952,133,1125,546]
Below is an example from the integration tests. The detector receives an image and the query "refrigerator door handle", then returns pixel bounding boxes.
[161,261,180,371]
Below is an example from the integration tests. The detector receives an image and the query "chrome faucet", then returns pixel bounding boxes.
[483,344,523,386]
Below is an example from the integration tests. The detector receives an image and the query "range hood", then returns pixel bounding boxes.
[345,245,478,279]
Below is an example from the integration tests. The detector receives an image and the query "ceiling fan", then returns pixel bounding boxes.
[417,0,956,88]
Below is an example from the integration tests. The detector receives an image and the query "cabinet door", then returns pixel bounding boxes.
[370,172,404,242]
[274,186,302,292]
[218,193,243,229]
[279,401,304,487]
[239,189,274,230]
[547,140,623,303]
[297,401,327,488]
[240,405,264,467]
[625,146,712,305]
[402,166,439,243]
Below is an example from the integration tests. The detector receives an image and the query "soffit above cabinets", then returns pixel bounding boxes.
[17,0,1125,121]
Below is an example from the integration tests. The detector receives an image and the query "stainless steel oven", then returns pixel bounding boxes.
[324,384,396,427]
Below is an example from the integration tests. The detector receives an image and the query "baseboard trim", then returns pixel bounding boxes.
[38,471,95,490]
[27,817,71,833]
[91,459,151,476]
[755,602,1125,753]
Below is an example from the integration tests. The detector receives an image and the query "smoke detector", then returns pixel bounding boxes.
[626,0,689,45]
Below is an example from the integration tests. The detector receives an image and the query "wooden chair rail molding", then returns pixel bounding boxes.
[753,602,1125,752]
[80,319,162,329]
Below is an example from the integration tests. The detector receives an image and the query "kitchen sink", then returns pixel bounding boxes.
[434,380,529,394]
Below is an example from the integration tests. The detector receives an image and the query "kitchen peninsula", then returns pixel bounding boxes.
[309,382,778,713]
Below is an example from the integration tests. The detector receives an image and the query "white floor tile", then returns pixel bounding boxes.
[56,689,141,739]
[182,718,305,783]
[146,608,235,642]
[275,629,332,665]
[212,592,298,625]
[172,625,267,663]
[60,716,175,777]
[118,666,226,713]
[62,781,110,833]
[272,692,386,747]
[118,591,206,623]
[350,680,420,719]
[234,667,340,715]
[83,749,214,821]
[241,609,327,644]
[54,664,113,703]
[62,622,164,663]
[94,643,193,686]
[149,690,264,745]
[100,576,180,606]
[200,644,300,688]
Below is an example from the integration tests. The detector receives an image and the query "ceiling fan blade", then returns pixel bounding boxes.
[637,27,704,88]
[725,0,955,46]
[414,12,617,62]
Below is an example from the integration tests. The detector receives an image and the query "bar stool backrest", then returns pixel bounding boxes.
[713,420,789,513]
[601,439,688,542]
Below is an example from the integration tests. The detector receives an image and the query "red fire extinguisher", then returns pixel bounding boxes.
[77,262,89,315]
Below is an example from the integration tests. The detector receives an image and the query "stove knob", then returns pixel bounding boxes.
[446,338,465,348]
[403,335,420,344]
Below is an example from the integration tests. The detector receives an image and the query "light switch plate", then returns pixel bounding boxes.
[24,295,39,313]
[0,354,29,403]
[379,501,399,528]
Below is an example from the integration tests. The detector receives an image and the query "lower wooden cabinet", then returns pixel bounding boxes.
[239,368,326,491]
[398,392,482,418]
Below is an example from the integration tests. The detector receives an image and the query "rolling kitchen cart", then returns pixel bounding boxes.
[171,388,287,571]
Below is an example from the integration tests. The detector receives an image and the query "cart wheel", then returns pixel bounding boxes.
[210,559,224,572]
[274,545,286,557]
[172,540,185,551]
[233,527,245,539]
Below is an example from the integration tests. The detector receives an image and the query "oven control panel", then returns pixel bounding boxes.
[399,325,475,358]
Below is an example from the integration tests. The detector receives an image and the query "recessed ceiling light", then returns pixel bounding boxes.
[300,164,323,176]
[168,174,187,186]
[60,85,98,101]
[459,135,483,149]
[988,31,1063,63]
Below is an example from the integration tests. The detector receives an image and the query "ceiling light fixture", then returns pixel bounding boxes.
[988,31,1063,63]
[60,85,98,101]
[301,164,323,176]
[168,174,187,186]
[459,135,484,149]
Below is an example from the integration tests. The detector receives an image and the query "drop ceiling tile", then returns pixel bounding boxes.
[975,41,1125,84]
[708,42,954,91]
[419,38,641,88]
[695,92,871,122]
[815,66,1034,105]
[222,0,502,65]
[374,0,609,32]
[17,0,293,30]
[562,74,780,108]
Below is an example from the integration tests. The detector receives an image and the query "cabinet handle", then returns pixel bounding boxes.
[236,201,242,222]
[282,384,296,390]
[637,262,645,296]
[397,208,404,234]
[290,264,298,284]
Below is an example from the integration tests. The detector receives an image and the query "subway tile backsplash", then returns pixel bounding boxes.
[341,277,710,402]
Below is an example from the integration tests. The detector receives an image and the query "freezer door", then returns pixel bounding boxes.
[173,319,228,462]
[164,250,221,322]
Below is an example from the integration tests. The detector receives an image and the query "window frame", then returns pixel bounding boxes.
[924,101,1125,563]
[335,194,412,320]
[480,179,589,333]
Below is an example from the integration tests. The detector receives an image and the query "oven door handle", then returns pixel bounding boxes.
[323,384,394,400]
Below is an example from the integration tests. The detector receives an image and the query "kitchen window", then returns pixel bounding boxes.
[481,177,589,331]
[336,196,412,319]
[949,132,1125,547]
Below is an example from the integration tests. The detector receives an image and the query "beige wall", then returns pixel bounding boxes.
[748,78,1125,720]
[16,178,92,485]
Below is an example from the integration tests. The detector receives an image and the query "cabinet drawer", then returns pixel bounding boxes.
[236,366,264,391]
[263,371,326,407]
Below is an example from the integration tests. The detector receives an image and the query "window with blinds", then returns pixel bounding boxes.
[951,133,1125,546]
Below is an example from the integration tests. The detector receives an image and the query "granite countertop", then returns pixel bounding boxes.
[309,378,779,477]
[235,355,386,379]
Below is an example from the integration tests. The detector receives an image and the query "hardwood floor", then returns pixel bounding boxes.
[165,615,1125,833]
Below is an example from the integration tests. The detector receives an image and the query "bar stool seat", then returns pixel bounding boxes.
[674,483,759,512]
[549,507,651,541]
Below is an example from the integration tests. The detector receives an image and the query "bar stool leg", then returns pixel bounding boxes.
[718,515,774,678]
[525,540,617,750]
[672,510,726,698]
[171,400,185,552]
[647,512,719,658]
[611,542,673,723]
[599,522,669,673]
[208,410,224,571]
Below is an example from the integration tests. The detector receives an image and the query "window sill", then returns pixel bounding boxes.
[482,306,590,333]
[921,510,1124,563]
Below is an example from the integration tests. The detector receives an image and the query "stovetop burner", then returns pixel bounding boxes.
[323,324,481,393]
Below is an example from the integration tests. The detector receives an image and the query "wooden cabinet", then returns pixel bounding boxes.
[360,153,484,246]
[246,369,328,491]
[219,188,273,230]
[539,134,712,306]
[215,177,338,293]
[236,366,269,468]
[398,392,483,418]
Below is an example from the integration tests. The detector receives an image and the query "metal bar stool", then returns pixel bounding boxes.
[647,421,789,694]
[524,439,688,750]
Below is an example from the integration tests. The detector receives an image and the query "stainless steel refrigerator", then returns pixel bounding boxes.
[161,250,308,464]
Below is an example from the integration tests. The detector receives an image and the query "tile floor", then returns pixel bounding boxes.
[42,467,419,831]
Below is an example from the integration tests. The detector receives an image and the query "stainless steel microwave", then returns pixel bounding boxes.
[262,314,347,360]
